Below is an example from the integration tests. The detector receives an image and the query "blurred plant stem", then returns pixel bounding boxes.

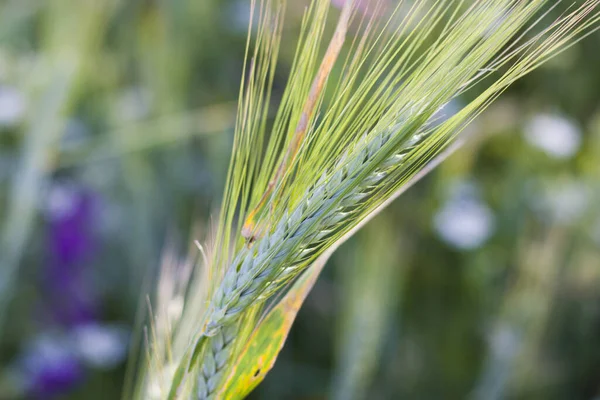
[0,0,116,336]
[471,227,567,399]
[331,217,405,400]
[55,103,235,168]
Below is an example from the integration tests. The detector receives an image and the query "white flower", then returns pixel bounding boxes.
[72,323,129,369]
[0,86,26,126]
[434,182,495,250]
[524,113,581,159]
[44,182,79,221]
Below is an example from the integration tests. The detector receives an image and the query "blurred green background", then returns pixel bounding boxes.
[0,0,599,399]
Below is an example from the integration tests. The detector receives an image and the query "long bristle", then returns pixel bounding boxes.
[134,1,600,398]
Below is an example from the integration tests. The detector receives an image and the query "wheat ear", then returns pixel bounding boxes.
[193,126,405,399]
[187,0,600,398]
[205,122,427,335]
[196,324,238,399]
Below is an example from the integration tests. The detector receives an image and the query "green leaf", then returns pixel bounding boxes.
[219,255,329,399]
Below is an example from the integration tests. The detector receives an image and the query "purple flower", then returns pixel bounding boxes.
[32,357,83,399]
[19,334,85,399]
[42,182,99,327]
[46,183,96,267]
[12,324,130,399]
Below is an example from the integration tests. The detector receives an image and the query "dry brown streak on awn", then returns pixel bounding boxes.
[241,0,356,243]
